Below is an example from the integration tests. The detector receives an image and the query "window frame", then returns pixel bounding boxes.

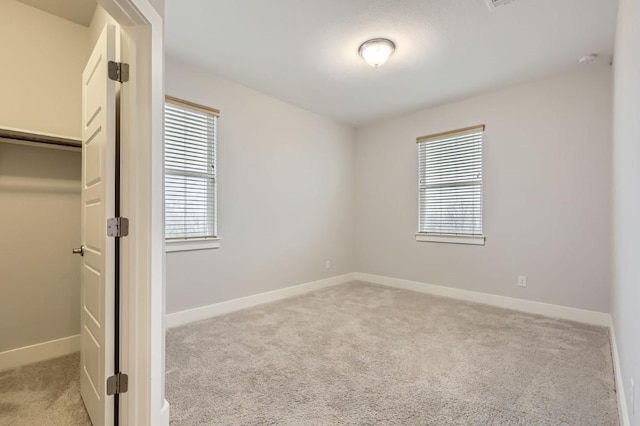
[164,95,221,252]
[415,125,486,246]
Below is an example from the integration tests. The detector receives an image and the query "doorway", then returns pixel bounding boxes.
[0,1,119,424]
[0,0,167,424]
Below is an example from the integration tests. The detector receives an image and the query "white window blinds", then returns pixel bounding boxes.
[417,125,484,237]
[164,97,219,240]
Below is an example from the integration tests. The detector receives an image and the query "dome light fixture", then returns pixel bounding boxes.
[358,38,396,68]
[578,54,598,65]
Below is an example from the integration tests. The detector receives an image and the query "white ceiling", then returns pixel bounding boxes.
[17,0,96,26]
[167,0,617,127]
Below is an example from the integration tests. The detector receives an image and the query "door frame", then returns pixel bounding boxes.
[95,1,167,425]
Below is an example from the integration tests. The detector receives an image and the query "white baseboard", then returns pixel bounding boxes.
[158,399,171,426]
[167,271,610,328]
[354,272,610,327]
[609,318,631,426]
[0,334,80,372]
[165,273,355,328]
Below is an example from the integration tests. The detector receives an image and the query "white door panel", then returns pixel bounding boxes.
[81,23,116,426]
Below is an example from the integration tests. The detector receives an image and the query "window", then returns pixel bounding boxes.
[416,125,485,245]
[164,96,220,251]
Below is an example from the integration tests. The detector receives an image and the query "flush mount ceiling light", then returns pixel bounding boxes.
[358,38,396,68]
[578,54,598,65]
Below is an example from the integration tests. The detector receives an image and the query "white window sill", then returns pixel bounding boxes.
[166,238,222,252]
[415,233,485,246]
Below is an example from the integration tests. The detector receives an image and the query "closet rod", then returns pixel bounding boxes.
[0,128,81,148]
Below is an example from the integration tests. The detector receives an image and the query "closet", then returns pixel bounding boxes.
[0,0,88,369]
[0,131,82,360]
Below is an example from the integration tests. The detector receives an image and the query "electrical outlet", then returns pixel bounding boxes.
[518,275,527,287]
[325,260,331,269]
[631,378,635,415]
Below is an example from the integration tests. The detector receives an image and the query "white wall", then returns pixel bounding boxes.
[0,0,88,138]
[612,0,640,423]
[355,66,613,313]
[0,1,87,353]
[165,59,356,314]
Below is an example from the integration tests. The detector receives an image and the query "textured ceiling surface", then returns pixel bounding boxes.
[166,0,617,126]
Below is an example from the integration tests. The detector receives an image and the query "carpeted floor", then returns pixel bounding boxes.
[0,281,619,425]
[0,352,91,426]
[166,281,619,425]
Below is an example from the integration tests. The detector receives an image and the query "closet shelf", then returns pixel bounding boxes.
[0,128,81,148]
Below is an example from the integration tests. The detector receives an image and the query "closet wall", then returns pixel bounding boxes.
[0,0,88,353]
[0,0,87,138]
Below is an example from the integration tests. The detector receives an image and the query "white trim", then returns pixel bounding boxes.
[165,273,355,328]
[416,233,485,245]
[0,335,80,372]
[609,317,631,426]
[354,273,610,326]
[166,238,221,252]
[97,0,166,424]
[166,272,610,328]
[159,400,170,426]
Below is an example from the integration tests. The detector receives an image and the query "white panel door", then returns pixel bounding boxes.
[80,23,116,426]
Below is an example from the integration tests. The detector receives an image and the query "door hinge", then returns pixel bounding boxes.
[106,372,128,395]
[108,61,129,83]
[107,217,129,237]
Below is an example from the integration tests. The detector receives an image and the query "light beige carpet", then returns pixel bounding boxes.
[0,352,91,425]
[166,281,619,425]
